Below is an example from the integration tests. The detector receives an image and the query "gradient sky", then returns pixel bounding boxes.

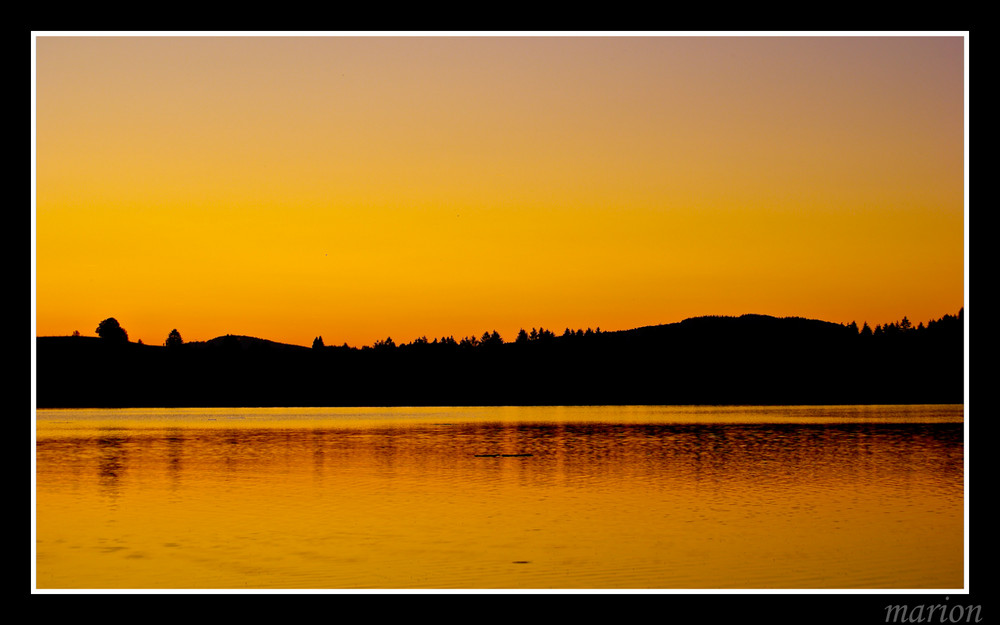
[33,34,966,348]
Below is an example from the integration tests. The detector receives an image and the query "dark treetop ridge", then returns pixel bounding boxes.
[35,311,964,408]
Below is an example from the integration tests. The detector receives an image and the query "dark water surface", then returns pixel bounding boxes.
[34,405,964,589]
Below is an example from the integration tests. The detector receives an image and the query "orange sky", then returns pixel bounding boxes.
[33,34,966,348]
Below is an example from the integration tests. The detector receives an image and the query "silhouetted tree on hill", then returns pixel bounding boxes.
[96,318,128,343]
[481,330,503,348]
[373,336,396,351]
[165,329,183,348]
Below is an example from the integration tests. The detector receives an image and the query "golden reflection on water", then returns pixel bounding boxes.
[35,405,964,589]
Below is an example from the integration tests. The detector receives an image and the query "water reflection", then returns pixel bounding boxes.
[35,406,964,589]
[164,429,184,491]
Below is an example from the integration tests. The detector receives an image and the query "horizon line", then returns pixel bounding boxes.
[35,308,964,350]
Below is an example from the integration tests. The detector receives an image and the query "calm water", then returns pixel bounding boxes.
[34,405,965,590]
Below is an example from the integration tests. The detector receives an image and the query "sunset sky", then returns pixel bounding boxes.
[32,33,966,348]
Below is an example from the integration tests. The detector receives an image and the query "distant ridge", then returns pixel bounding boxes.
[612,313,848,337]
[35,311,964,408]
[35,333,311,352]
[36,313,868,351]
[197,334,311,352]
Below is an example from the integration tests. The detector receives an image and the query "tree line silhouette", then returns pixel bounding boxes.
[35,310,964,408]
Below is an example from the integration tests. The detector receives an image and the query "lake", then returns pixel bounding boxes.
[34,404,964,590]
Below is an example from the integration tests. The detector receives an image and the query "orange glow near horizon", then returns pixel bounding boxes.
[34,35,965,348]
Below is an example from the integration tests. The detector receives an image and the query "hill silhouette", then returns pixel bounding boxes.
[35,312,964,408]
